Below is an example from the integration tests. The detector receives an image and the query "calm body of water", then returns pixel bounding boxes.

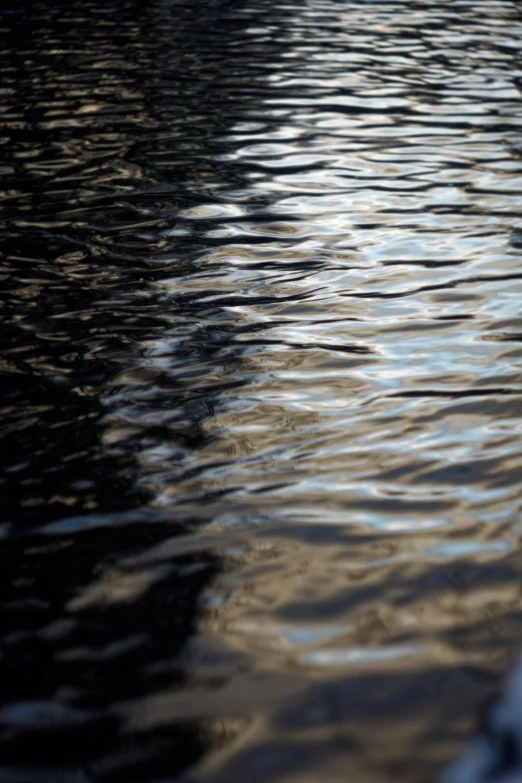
[1,1,522,781]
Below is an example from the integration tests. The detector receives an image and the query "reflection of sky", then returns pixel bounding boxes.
[169,0,521,675]
[97,2,522,776]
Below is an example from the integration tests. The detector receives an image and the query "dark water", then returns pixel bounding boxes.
[1,0,522,781]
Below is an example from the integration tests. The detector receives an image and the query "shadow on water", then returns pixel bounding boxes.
[0,0,281,779]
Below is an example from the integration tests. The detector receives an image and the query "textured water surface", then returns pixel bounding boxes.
[1,1,522,781]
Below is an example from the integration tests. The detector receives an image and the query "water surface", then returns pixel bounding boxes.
[1,1,522,781]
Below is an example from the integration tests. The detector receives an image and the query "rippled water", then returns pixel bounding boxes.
[1,0,522,781]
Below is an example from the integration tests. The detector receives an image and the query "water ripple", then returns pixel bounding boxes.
[1,0,522,781]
